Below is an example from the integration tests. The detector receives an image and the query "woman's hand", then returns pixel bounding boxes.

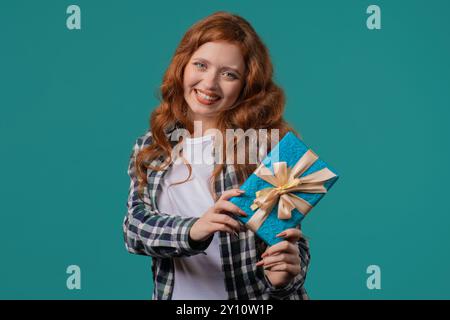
[189,189,247,242]
[256,228,303,288]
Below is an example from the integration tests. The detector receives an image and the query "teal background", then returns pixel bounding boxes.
[1,0,449,299]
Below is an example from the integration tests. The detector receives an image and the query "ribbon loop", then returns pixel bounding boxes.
[245,149,337,232]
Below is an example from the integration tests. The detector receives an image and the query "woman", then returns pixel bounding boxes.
[123,11,310,300]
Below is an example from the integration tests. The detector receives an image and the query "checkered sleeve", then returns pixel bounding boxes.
[264,226,311,300]
[122,132,213,258]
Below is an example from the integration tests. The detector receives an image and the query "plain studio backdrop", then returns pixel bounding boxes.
[0,0,449,299]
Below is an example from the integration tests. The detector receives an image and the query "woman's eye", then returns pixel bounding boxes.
[223,71,238,80]
[194,62,206,69]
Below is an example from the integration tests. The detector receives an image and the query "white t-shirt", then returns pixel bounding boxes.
[156,133,228,300]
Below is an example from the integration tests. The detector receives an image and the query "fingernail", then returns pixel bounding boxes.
[261,252,268,258]
[240,210,247,216]
[238,189,245,193]
[276,231,286,238]
[255,260,264,266]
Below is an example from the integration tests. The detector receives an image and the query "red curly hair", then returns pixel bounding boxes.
[136,11,299,200]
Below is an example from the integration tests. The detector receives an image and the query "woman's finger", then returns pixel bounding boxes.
[218,188,245,201]
[276,228,303,242]
[256,252,299,268]
[261,240,297,258]
[264,263,301,276]
[214,199,247,217]
[209,213,242,232]
[209,222,235,235]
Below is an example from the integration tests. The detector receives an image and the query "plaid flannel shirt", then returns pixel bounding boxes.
[123,123,311,300]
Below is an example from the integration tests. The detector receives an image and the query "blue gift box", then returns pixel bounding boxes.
[229,131,339,246]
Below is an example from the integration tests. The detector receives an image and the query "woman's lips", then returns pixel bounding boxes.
[194,89,221,105]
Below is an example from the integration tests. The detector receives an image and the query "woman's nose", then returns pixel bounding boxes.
[202,71,219,89]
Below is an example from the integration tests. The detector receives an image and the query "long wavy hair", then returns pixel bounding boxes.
[136,11,299,200]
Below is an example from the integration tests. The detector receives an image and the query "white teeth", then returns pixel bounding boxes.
[196,90,220,101]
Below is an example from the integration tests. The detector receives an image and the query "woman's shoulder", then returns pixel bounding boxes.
[135,122,183,149]
[132,129,153,151]
[133,122,180,150]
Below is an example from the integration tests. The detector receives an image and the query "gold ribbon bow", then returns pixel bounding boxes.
[246,149,337,232]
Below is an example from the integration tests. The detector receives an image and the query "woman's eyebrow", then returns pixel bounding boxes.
[193,57,242,76]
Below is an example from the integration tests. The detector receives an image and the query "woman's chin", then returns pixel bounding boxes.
[188,103,220,117]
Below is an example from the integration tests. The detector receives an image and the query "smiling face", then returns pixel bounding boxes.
[183,41,245,127]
